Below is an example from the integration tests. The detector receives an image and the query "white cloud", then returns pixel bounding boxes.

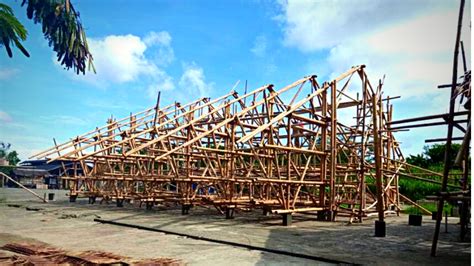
[251,35,268,57]
[0,68,19,80]
[83,34,156,84]
[326,7,469,98]
[278,0,471,98]
[144,31,172,46]
[57,31,218,102]
[276,0,451,52]
[64,31,176,91]
[144,31,175,66]
[147,69,175,98]
[0,111,12,123]
[179,62,214,98]
[276,0,471,155]
[38,115,88,126]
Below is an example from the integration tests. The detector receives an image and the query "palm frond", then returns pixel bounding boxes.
[21,0,95,75]
[0,4,28,57]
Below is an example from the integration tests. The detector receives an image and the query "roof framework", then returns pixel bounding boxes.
[32,65,460,222]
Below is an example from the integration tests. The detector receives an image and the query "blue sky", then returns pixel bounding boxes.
[0,0,471,160]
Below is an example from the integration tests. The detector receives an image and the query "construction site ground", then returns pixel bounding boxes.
[0,188,470,265]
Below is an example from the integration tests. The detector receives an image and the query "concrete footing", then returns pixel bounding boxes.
[116,199,124,207]
[408,214,422,226]
[182,204,191,215]
[69,195,77,202]
[375,220,386,237]
[225,207,235,219]
[316,210,331,221]
[262,207,271,216]
[146,202,153,210]
[282,213,292,226]
[88,196,96,204]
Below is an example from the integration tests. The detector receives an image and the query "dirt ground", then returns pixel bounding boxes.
[0,188,470,265]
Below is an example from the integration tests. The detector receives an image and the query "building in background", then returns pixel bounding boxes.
[11,160,87,189]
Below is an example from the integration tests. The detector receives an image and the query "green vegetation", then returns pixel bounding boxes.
[400,143,469,213]
[0,3,29,57]
[402,143,468,200]
[0,166,14,176]
[0,0,94,75]
[402,202,454,215]
[399,178,440,201]
[406,143,463,168]
[0,142,20,166]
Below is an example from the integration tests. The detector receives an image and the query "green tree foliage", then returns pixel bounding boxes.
[406,154,429,168]
[5,151,20,166]
[403,143,467,202]
[0,3,29,57]
[0,141,20,166]
[423,143,461,165]
[406,143,462,167]
[0,142,11,158]
[399,179,440,201]
[1,0,94,75]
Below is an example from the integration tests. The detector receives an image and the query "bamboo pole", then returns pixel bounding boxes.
[373,94,384,222]
[0,173,47,203]
[431,0,465,257]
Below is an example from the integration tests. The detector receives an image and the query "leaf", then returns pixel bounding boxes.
[2,37,12,57]
[14,0,94,74]
[13,38,30,57]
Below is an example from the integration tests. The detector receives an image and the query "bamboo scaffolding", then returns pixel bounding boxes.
[31,65,450,224]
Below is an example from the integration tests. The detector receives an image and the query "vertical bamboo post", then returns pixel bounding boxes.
[330,81,337,220]
[53,138,67,189]
[320,88,328,210]
[373,93,385,237]
[460,118,470,240]
[431,0,465,256]
[286,113,292,210]
[359,71,367,221]
[379,90,388,210]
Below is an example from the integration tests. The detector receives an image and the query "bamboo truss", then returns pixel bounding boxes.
[32,65,456,222]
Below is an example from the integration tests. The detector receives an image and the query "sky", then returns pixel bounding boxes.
[0,0,471,161]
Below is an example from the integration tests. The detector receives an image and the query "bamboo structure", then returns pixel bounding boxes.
[386,0,470,253]
[32,65,457,223]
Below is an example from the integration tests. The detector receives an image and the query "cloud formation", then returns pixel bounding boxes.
[64,31,177,94]
[0,68,19,80]
[38,115,88,126]
[64,31,214,101]
[88,34,155,83]
[277,0,470,98]
[251,35,268,57]
[0,111,12,123]
[276,0,471,155]
[144,31,175,66]
[179,62,214,98]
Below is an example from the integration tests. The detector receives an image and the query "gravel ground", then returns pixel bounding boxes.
[0,188,470,265]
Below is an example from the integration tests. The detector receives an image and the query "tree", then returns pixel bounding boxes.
[0,142,20,166]
[0,3,29,57]
[407,143,462,168]
[0,142,11,158]
[406,154,429,168]
[423,143,461,165]
[0,0,94,75]
[6,151,20,166]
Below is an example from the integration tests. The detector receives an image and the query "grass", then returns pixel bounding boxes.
[398,179,441,201]
[398,163,465,201]
[402,202,454,215]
